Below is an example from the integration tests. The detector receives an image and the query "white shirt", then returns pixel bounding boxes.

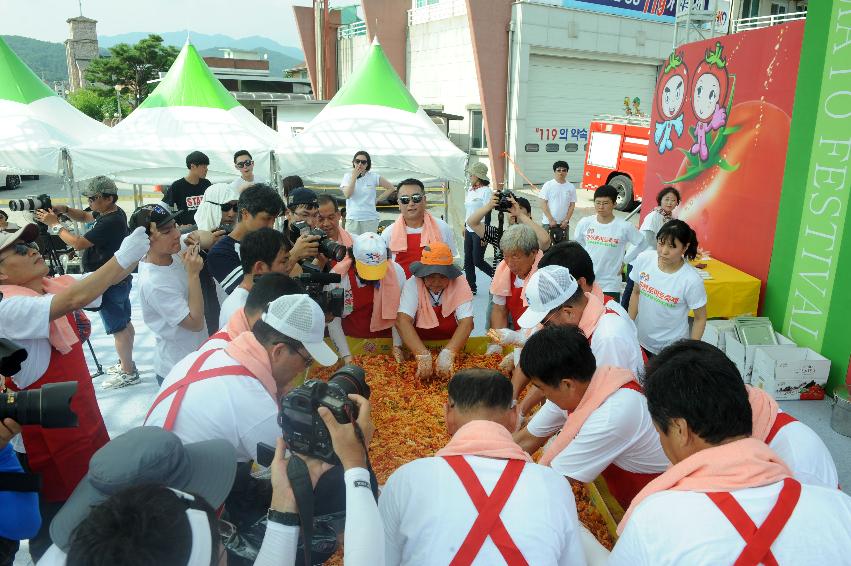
[549,389,670,482]
[137,257,208,377]
[770,419,839,488]
[381,216,458,259]
[341,171,382,221]
[219,286,249,329]
[145,348,279,462]
[610,481,851,566]
[638,209,673,251]
[539,179,577,225]
[574,216,645,292]
[464,185,491,232]
[629,250,708,354]
[379,455,586,566]
[230,174,267,194]
[398,276,474,322]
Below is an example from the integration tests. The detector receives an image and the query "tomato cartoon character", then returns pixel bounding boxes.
[654,51,688,154]
[689,42,730,161]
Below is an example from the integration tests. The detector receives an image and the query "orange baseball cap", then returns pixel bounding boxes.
[410,242,462,279]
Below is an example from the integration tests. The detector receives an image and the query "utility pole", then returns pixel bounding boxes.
[314,0,325,100]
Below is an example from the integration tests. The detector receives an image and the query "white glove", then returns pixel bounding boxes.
[485,343,503,357]
[435,348,456,379]
[415,352,434,380]
[498,352,515,375]
[392,345,406,364]
[115,227,151,269]
[487,328,527,347]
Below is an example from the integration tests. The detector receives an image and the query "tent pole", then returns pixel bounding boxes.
[61,149,83,236]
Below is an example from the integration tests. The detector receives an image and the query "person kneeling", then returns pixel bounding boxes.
[395,243,474,380]
[611,340,851,565]
[327,232,406,364]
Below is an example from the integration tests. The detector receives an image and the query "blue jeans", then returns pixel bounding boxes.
[464,230,493,292]
[98,276,132,335]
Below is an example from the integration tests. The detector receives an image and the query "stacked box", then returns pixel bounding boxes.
[752,347,830,400]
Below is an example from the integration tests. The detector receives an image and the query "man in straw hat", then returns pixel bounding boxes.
[396,242,474,380]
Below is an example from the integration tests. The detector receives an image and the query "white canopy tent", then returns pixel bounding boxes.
[277,39,468,186]
[70,41,280,185]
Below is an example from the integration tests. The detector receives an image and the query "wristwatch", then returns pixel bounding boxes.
[49,225,62,236]
[267,508,300,526]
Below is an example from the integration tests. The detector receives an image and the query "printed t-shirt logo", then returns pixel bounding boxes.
[638,276,681,308]
[585,227,620,248]
[186,195,203,209]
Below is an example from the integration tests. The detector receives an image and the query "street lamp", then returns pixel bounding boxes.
[114,84,123,120]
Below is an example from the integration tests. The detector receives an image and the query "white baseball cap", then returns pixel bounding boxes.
[261,294,338,366]
[352,232,388,280]
[517,265,579,329]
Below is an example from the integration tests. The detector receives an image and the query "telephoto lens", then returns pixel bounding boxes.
[9,194,52,212]
[0,382,79,428]
[327,365,370,401]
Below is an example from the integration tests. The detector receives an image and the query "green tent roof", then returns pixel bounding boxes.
[328,41,418,113]
[140,41,239,110]
[0,36,57,104]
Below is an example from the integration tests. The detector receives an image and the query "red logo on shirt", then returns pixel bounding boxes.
[186,195,203,209]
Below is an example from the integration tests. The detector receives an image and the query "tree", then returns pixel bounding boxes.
[67,88,105,121]
[85,34,179,107]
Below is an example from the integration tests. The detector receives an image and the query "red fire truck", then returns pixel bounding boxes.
[581,115,651,211]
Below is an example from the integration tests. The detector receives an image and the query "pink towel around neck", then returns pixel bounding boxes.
[436,420,532,462]
[0,276,79,354]
[415,277,473,329]
[618,437,793,534]
[337,227,354,247]
[578,292,606,337]
[226,307,252,340]
[591,282,605,302]
[539,366,637,466]
[332,260,403,332]
[224,332,277,399]
[748,384,780,442]
[489,250,544,305]
[388,211,441,252]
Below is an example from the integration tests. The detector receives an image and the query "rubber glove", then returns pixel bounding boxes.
[435,348,456,379]
[392,345,406,364]
[485,343,503,357]
[487,328,527,347]
[114,227,151,269]
[415,352,433,380]
[498,352,515,375]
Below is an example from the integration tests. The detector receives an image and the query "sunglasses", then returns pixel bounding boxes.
[354,159,368,165]
[207,201,238,212]
[87,195,102,202]
[236,160,253,168]
[0,241,39,262]
[399,194,424,205]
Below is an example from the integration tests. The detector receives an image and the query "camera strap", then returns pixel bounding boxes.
[286,456,315,566]
[0,471,41,492]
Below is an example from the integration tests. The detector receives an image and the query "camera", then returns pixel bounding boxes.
[494,190,516,212]
[289,221,347,262]
[295,264,345,318]
[548,225,567,244]
[9,194,52,213]
[0,338,78,428]
[278,365,370,465]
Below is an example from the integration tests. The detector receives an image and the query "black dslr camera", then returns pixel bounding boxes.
[294,264,345,318]
[0,338,78,428]
[494,190,516,212]
[279,365,370,465]
[9,194,52,213]
[289,220,347,262]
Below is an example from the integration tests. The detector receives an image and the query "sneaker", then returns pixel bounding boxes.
[101,369,141,389]
[105,363,123,375]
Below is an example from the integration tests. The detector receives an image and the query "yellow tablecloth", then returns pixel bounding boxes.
[691,258,761,319]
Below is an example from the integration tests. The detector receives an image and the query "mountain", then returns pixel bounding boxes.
[99,31,303,61]
[198,48,302,77]
[1,35,68,82]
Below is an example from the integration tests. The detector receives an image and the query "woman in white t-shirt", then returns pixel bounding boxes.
[622,187,681,310]
[627,219,707,356]
[340,150,397,236]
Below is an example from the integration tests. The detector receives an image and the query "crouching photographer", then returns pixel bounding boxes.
[0,222,150,562]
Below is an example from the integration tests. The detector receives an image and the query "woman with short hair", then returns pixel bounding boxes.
[340,150,397,236]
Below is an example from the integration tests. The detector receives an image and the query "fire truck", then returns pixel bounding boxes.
[581,115,651,211]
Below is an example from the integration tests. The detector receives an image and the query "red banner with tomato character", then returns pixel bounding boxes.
[644,22,805,292]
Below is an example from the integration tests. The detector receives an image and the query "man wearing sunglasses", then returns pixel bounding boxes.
[230,149,265,193]
[381,178,457,278]
[0,221,151,561]
[34,176,138,390]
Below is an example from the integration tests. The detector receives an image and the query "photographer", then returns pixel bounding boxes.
[327,232,406,364]
[315,194,353,270]
[0,222,150,561]
[284,188,322,274]
[207,184,284,295]
[34,177,138,389]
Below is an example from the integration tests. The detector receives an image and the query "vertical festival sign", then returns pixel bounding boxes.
[765,0,851,394]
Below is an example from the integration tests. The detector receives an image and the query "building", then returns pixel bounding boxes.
[65,16,99,92]
[201,48,314,131]
[733,0,807,31]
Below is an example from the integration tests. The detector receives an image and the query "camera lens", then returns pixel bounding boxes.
[320,238,347,261]
[0,382,78,428]
[328,365,370,400]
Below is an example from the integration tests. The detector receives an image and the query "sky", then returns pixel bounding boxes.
[0,0,339,46]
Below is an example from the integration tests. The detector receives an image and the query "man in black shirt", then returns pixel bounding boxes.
[163,151,211,226]
[35,176,138,388]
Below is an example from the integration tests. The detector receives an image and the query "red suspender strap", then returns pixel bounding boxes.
[442,455,529,566]
[143,349,254,431]
[764,413,797,444]
[620,381,644,393]
[203,331,231,345]
[706,477,802,566]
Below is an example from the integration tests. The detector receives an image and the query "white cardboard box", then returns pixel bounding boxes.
[702,320,736,350]
[724,331,795,383]
[752,346,830,400]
